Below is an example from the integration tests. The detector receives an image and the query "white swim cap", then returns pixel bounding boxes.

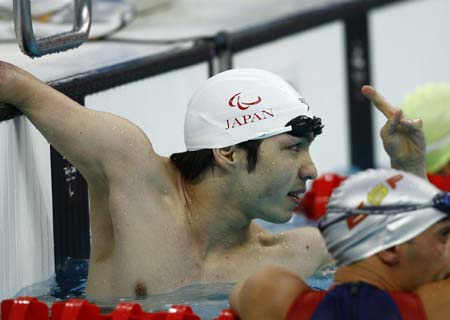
[319,168,449,267]
[184,69,313,151]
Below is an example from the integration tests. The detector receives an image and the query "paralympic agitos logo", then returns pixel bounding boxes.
[225,92,274,130]
[228,92,262,110]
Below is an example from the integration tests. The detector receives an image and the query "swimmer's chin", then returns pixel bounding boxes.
[263,211,294,224]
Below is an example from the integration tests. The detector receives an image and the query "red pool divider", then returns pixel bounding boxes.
[214,309,237,320]
[1,297,48,320]
[295,173,347,220]
[1,297,239,320]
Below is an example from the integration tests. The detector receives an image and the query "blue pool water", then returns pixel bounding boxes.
[15,215,335,319]
[16,261,335,319]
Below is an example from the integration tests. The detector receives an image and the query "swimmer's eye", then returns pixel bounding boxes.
[288,141,307,152]
[439,227,450,242]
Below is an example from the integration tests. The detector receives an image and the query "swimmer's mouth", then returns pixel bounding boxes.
[288,190,305,202]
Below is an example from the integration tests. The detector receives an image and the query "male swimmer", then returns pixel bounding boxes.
[0,62,425,297]
[231,168,450,320]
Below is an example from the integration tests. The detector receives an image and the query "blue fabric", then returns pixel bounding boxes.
[52,258,88,299]
[311,282,403,320]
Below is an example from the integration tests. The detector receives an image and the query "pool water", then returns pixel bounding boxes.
[15,215,335,319]
[15,262,335,319]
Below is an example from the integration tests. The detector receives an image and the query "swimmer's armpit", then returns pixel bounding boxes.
[0,103,20,121]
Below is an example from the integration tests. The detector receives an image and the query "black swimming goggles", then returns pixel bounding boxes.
[318,192,450,232]
[285,115,323,138]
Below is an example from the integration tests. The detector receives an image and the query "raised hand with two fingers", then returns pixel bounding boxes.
[362,85,426,178]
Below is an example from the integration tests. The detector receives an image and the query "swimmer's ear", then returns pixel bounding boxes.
[212,146,242,171]
[377,246,401,266]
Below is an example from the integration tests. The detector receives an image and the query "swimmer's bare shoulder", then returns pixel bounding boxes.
[277,227,331,273]
[252,223,331,277]
[230,266,310,320]
[415,278,450,320]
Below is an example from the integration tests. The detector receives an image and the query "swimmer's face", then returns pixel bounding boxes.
[232,132,317,223]
[399,218,450,290]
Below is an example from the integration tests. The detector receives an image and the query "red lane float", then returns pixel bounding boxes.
[295,173,346,220]
[1,297,48,320]
[214,309,237,320]
[1,297,238,320]
[428,173,450,192]
[295,172,450,220]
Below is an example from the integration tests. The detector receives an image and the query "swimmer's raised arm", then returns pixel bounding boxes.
[362,85,426,178]
[0,61,169,187]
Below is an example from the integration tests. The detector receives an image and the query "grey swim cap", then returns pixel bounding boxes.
[319,168,448,267]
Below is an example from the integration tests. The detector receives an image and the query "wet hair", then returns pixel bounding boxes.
[170,140,263,184]
[171,115,323,183]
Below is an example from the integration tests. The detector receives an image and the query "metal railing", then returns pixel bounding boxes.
[13,0,92,57]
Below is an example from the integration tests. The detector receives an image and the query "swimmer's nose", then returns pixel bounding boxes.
[299,153,317,181]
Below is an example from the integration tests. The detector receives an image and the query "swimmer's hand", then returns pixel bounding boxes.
[362,85,426,178]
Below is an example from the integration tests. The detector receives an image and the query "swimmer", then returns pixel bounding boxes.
[402,84,450,190]
[230,168,450,320]
[0,62,425,298]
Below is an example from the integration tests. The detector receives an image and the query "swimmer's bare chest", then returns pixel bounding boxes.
[89,216,262,296]
[85,180,203,296]
[87,222,324,298]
